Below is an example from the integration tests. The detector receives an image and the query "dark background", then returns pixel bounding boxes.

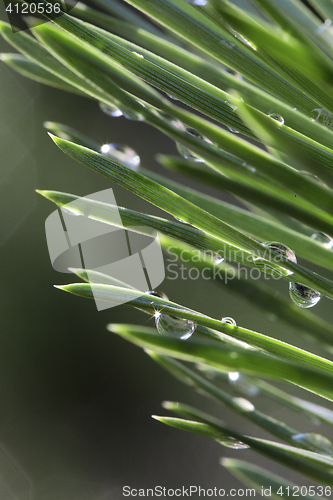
[0,1,332,498]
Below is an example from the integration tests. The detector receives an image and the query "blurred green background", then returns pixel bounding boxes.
[1,3,333,499]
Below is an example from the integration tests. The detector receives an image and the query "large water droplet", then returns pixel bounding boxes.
[228,372,260,397]
[99,102,123,117]
[316,19,332,34]
[268,113,284,125]
[218,437,249,449]
[185,0,207,4]
[222,317,237,326]
[176,128,213,162]
[100,143,140,170]
[155,312,196,340]
[289,282,321,308]
[232,397,255,412]
[147,291,169,300]
[292,433,333,455]
[311,232,333,249]
[312,108,333,130]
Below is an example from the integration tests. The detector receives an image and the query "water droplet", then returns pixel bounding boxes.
[155,312,196,340]
[99,101,123,117]
[300,170,326,186]
[147,291,169,300]
[61,207,81,216]
[218,437,249,449]
[220,39,235,48]
[226,69,243,80]
[268,114,284,125]
[167,94,179,101]
[312,108,333,130]
[215,255,225,265]
[184,0,207,4]
[227,127,239,134]
[228,372,260,397]
[232,397,255,412]
[229,28,256,49]
[100,143,140,170]
[222,317,237,326]
[226,101,238,111]
[292,433,333,455]
[176,128,213,162]
[132,51,144,59]
[289,282,321,308]
[311,232,333,249]
[316,19,331,35]
[265,242,297,263]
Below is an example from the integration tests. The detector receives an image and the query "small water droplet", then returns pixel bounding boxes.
[220,39,235,48]
[226,69,243,80]
[316,19,331,34]
[147,291,169,300]
[99,101,123,117]
[292,433,333,455]
[167,94,179,101]
[312,108,333,130]
[226,101,238,111]
[222,317,237,326]
[268,113,284,124]
[155,312,196,340]
[228,372,260,397]
[311,232,333,249]
[132,51,144,59]
[100,143,140,170]
[232,397,255,412]
[289,282,321,308]
[215,255,225,265]
[61,207,81,216]
[227,127,239,134]
[184,0,207,4]
[300,170,326,186]
[218,437,249,449]
[176,127,213,162]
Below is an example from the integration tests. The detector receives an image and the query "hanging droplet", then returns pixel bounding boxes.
[218,437,249,449]
[311,232,333,249]
[185,0,207,4]
[289,282,321,308]
[99,101,123,117]
[292,433,333,455]
[215,255,225,265]
[228,372,260,397]
[227,127,239,134]
[155,312,196,340]
[268,114,284,125]
[222,317,237,326]
[232,397,255,412]
[312,108,333,130]
[61,207,81,216]
[176,128,213,162]
[100,143,140,170]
